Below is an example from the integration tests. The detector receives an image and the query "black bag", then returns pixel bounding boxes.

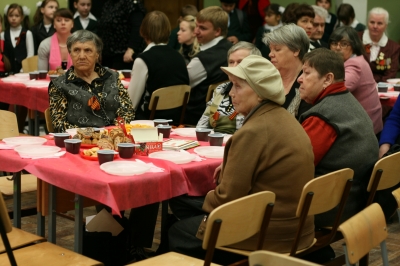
[82,216,132,266]
[373,145,400,221]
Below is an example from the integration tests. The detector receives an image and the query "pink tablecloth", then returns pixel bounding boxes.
[0,138,220,214]
[0,80,49,112]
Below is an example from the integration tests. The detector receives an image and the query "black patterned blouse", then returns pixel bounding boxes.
[48,64,135,133]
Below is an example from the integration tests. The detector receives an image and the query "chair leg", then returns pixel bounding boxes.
[204,219,222,266]
[359,254,369,266]
[149,96,159,120]
[397,209,400,223]
[380,241,389,266]
[0,219,17,266]
[179,92,190,125]
[342,243,356,266]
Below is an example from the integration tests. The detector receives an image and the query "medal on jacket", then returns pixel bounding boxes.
[88,96,101,111]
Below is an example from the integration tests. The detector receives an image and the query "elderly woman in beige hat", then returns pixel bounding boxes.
[168,55,315,264]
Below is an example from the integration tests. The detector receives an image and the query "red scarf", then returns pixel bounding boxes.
[49,34,73,70]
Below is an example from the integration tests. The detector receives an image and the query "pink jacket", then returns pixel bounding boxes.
[345,55,382,134]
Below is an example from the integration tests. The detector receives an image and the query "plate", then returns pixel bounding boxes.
[194,146,224,159]
[149,151,196,164]
[3,137,47,146]
[14,145,60,158]
[81,143,98,148]
[24,80,50,88]
[100,161,151,176]
[172,128,197,137]
[130,120,155,127]
[65,127,103,137]
[79,150,118,161]
[380,96,390,100]
[386,78,400,84]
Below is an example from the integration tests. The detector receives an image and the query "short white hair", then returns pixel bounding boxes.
[369,7,389,24]
[312,5,328,20]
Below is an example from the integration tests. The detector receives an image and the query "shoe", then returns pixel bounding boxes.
[128,246,149,262]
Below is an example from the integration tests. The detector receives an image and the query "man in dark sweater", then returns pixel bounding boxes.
[184,6,232,125]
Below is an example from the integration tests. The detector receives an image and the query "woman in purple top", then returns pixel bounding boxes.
[330,26,382,134]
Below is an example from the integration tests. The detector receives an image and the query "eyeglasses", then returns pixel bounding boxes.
[330,41,351,48]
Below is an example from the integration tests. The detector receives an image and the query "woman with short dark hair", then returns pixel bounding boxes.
[128,11,189,124]
[48,29,134,132]
[329,26,382,134]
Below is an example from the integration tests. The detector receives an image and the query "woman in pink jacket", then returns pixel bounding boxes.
[330,26,382,135]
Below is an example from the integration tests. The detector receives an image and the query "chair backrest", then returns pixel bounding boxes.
[203,191,275,249]
[291,168,354,255]
[148,85,191,124]
[339,203,388,265]
[206,81,228,103]
[21,55,38,73]
[296,168,354,216]
[366,152,400,206]
[392,187,400,208]
[44,108,54,133]
[0,110,19,140]
[249,250,321,266]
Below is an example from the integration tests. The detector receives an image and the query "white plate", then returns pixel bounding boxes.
[3,137,47,146]
[130,120,155,127]
[223,134,232,144]
[386,78,400,84]
[100,161,151,176]
[172,128,197,138]
[14,145,60,158]
[1,76,30,83]
[14,73,30,78]
[194,146,224,159]
[149,151,196,164]
[379,91,400,96]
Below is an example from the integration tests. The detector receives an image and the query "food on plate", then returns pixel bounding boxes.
[125,124,153,132]
[48,66,65,75]
[83,147,100,157]
[97,138,114,150]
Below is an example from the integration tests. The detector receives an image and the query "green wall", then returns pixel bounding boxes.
[203,0,400,42]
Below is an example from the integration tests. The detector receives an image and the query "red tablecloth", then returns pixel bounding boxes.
[0,138,220,214]
[379,87,399,107]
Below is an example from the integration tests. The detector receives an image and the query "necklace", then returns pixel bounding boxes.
[59,44,67,48]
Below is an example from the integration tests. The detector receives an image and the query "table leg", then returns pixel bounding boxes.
[34,110,39,136]
[12,172,21,228]
[48,184,57,243]
[36,212,45,237]
[74,194,83,253]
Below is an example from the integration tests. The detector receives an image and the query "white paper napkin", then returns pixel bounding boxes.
[0,144,16,150]
[21,151,66,159]
[180,149,204,161]
[135,159,165,172]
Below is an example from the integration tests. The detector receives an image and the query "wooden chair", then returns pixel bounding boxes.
[249,250,321,266]
[366,151,400,207]
[44,108,54,133]
[129,191,276,266]
[0,110,37,196]
[21,56,38,73]
[392,187,400,223]
[216,169,353,258]
[0,190,103,265]
[339,203,389,266]
[148,85,191,125]
[206,80,228,103]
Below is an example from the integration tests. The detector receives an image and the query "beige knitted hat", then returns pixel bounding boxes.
[221,55,285,105]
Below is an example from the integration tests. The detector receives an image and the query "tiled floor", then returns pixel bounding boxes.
[4,191,400,265]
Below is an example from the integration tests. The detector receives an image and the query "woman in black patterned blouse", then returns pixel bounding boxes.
[48,30,134,133]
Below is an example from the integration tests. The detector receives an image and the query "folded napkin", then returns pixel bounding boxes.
[180,149,204,161]
[135,159,165,172]
[21,151,66,159]
[0,144,16,150]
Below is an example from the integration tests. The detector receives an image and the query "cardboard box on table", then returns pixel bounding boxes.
[130,127,163,156]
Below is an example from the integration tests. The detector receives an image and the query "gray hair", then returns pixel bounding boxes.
[312,5,328,20]
[369,7,389,24]
[227,41,261,61]
[67,30,103,54]
[263,24,310,60]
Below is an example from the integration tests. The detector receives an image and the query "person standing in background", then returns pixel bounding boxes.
[97,0,146,70]
[337,3,366,32]
[237,0,270,41]
[0,15,12,111]
[31,0,59,55]
[220,0,251,44]
[73,0,98,33]
[310,5,328,49]
[315,0,336,43]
